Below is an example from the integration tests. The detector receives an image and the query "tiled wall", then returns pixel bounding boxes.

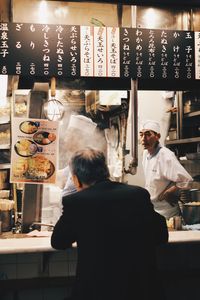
[0,249,77,300]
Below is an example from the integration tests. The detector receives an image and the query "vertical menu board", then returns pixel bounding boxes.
[65,25,80,77]
[107,27,120,77]
[195,32,200,80]
[120,27,135,78]
[94,26,107,77]
[80,26,94,77]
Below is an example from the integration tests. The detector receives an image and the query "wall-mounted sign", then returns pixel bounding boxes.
[0,22,197,80]
[194,32,200,80]
[80,26,94,77]
[94,26,107,77]
[133,28,194,80]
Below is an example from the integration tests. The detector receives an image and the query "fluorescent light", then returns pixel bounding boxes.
[38,0,48,23]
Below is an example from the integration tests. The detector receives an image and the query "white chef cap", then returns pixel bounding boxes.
[140,120,160,134]
[67,114,97,134]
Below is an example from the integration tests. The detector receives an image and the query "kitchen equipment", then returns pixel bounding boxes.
[0,199,15,231]
[186,143,200,160]
[168,129,177,140]
[0,169,9,189]
[173,216,182,230]
[43,77,64,121]
[189,189,200,202]
[0,190,10,199]
[182,203,200,225]
[186,153,200,160]
[0,210,13,231]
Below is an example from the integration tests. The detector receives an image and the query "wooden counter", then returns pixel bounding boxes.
[1,230,200,300]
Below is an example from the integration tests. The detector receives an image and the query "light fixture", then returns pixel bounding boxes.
[142,8,159,29]
[43,77,65,121]
[38,0,48,24]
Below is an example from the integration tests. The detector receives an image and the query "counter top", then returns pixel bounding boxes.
[0,236,54,254]
[1,230,200,254]
[168,230,200,243]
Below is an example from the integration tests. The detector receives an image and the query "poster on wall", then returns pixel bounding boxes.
[10,118,58,184]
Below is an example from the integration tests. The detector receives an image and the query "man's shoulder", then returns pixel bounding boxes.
[63,180,148,197]
[159,146,176,159]
[102,181,150,197]
[124,183,150,197]
[62,191,78,205]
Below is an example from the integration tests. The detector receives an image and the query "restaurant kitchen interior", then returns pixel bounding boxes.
[0,1,200,300]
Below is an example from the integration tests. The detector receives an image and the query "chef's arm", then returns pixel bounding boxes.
[158,183,180,206]
[56,168,67,189]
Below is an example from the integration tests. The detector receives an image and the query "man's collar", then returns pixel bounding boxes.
[147,143,162,159]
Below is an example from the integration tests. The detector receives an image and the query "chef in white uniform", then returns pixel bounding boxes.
[139,120,193,219]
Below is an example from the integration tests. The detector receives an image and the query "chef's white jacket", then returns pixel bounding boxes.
[62,165,77,197]
[142,145,193,219]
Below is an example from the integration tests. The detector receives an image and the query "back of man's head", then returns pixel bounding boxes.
[69,148,110,186]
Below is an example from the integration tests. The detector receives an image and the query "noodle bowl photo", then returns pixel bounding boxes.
[14,139,38,157]
[20,121,39,134]
[13,155,55,181]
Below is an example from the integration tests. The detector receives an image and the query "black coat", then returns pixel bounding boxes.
[51,180,168,300]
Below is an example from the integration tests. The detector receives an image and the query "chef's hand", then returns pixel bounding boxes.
[158,186,180,207]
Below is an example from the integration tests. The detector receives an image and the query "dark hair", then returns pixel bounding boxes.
[69,148,110,185]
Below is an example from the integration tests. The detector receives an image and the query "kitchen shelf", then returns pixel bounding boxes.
[0,145,10,150]
[0,163,11,169]
[165,137,200,145]
[181,159,200,164]
[0,121,10,125]
[183,110,200,118]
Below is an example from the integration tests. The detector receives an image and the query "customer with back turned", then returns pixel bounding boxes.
[51,147,168,300]
[139,120,193,220]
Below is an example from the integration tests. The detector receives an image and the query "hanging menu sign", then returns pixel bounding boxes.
[194,32,200,80]
[120,27,135,78]
[0,23,80,77]
[107,27,120,77]
[0,22,198,80]
[134,28,195,80]
[80,26,94,77]
[67,25,80,77]
[94,26,107,77]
